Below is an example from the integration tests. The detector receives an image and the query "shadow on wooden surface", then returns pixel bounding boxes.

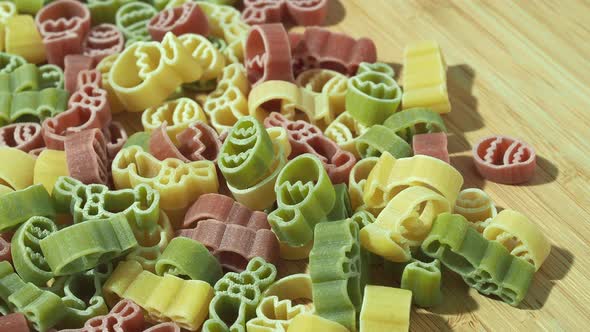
[449,155,485,189]
[521,246,574,310]
[325,0,346,26]
[411,309,452,332]
[431,272,480,315]
[385,62,402,81]
[521,156,560,186]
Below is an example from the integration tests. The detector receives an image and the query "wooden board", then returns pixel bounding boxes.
[115,0,590,330]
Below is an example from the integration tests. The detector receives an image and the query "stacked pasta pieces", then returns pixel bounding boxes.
[0,0,548,332]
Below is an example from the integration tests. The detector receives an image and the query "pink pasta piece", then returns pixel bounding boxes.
[42,70,111,150]
[143,323,181,332]
[148,2,209,42]
[242,0,285,25]
[292,26,377,76]
[0,232,14,263]
[65,128,109,185]
[412,132,450,163]
[59,299,145,332]
[245,23,294,85]
[150,121,222,163]
[103,121,128,161]
[183,193,270,230]
[288,32,303,52]
[82,24,125,65]
[64,55,94,94]
[285,0,328,26]
[0,313,30,332]
[242,0,327,26]
[177,219,280,272]
[264,112,356,184]
[0,123,45,153]
[35,0,91,68]
[473,135,536,184]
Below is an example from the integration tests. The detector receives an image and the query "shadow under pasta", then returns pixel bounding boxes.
[520,155,559,186]
[324,0,346,26]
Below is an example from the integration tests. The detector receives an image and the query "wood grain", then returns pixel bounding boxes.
[115,1,590,330]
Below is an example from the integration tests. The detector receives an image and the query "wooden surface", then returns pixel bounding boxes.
[115,1,590,331]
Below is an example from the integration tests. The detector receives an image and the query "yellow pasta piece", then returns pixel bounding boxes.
[0,147,35,190]
[33,149,69,194]
[197,2,249,45]
[96,53,125,114]
[141,97,207,145]
[279,240,313,260]
[109,32,202,112]
[360,186,450,262]
[0,184,12,196]
[112,146,218,211]
[4,15,46,64]
[223,37,245,64]
[178,34,226,81]
[347,157,379,215]
[454,188,497,232]
[402,40,450,114]
[246,296,312,332]
[263,273,313,301]
[359,285,411,332]
[325,112,368,158]
[483,209,551,271]
[103,260,213,331]
[288,314,349,332]
[0,1,16,51]
[363,152,463,210]
[203,63,250,134]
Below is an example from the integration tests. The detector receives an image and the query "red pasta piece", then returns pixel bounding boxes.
[473,135,536,184]
[288,32,303,52]
[0,232,14,263]
[103,121,128,161]
[59,299,145,332]
[242,0,285,25]
[35,0,91,68]
[150,121,222,163]
[412,132,450,163]
[245,23,294,85]
[148,2,209,42]
[285,0,328,26]
[0,313,30,332]
[65,128,109,185]
[183,193,270,230]
[242,0,327,26]
[42,70,111,150]
[0,123,45,153]
[177,220,280,272]
[143,323,181,332]
[291,27,377,76]
[64,55,94,94]
[264,112,356,184]
[82,24,125,65]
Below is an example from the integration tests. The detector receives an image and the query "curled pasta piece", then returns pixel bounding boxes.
[245,23,294,85]
[126,210,173,273]
[5,15,46,64]
[183,193,269,230]
[65,128,109,185]
[150,121,223,163]
[60,299,145,332]
[64,55,93,94]
[115,1,157,45]
[454,188,497,232]
[0,88,69,125]
[0,147,35,190]
[401,259,442,307]
[296,69,348,127]
[359,285,412,332]
[178,33,226,81]
[246,295,312,332]
[346,71,402,126]
[357,61,395,77]
[0,184,55,232]
[148,2,209,42]
[287,314,348,332]
[197,2,249,45]
[473,135,536,184]
[348,156,378,215]
[0,123,44,153]
[325,112,368,157]
[82,23,125,65]
[0,52,25,75]
[483,209,551,270]
[96,53,125,114]
[412,132,450,163]
[355,125,412,159]
[383,107,447,143]
[242,0,327,26]
[34,149,69,193]
[141,97,207,145]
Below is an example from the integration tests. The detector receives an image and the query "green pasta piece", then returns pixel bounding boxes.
[123,131,152,152]
[11,216,58,286]
[346,71,402,126]
[0,52,26,75]
[218,116,275,189]
[309,219,366,332]
[0,88,69,123]
[87,0,134,24]
[0,63,39,93]
[13,0,44,14]
[0,184,56,232]
[350,210,381,266]
[51,264,112,329]
[39,64,65,89]
[327,183,352,221]
[155,237,222,286]
[357,61,395,78]
[355,125,412,158]
[401,259,442,307]
[383,107,447,142]
[40,214,138,276]
[205,0,237,5]
[268,154,336,247]
[0,261,67,331]
[116,2,157,43]
[421,213,535,306]
[208,36,227,52]
[151,0,169,10]
[203,257,277,332]
[183,79,217,93]
[52,176,160,233]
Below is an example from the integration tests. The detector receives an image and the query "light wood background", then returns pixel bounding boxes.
[115,0,590,331]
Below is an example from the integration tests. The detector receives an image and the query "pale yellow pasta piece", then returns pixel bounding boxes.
[0,1,16,51]
[0,147,35,190]
[360,285,411,332]
[483,209,551,270]
[296,69,348,129]
[0,184,12,196]
[348,156,379,215]
[103,260,144,307]
[178,34,226,81]
[267,127,292,158]
[360,186,450,262]
[223,37,245,64]
[246,296,312,332]
[142,97,207,145]
[263,274,313,301]
[33,149,69,194]
[5,15,46,64]
[325,112,369,158]
[454,188,497,232]
[288,314,349,332]
[96,53,126,114]
[363,152,463,210]
[203,63,250,134]
[279,240,313,261]
[197,2,249,44]
[402,40,450,114]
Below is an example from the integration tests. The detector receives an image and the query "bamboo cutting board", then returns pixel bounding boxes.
[115,1,590,330]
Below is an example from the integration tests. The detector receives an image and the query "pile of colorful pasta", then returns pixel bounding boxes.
[0,0,549,331]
